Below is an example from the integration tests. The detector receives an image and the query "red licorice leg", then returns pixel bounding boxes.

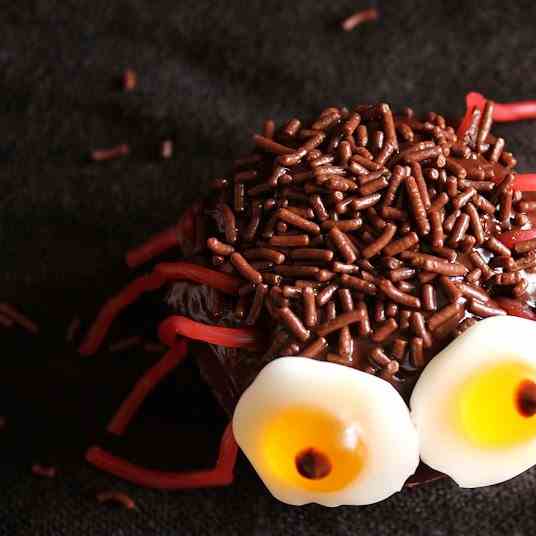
[0,303,39,334]
[86,422,238,489]
[79,262,242,356]
[457,93,536,191]
[126,226,182,269]
[457,92,486,137]
[107,339,189,435]
[494,100,536,122]
[158,315,260,350]
[153,262,241,295]
[79,272,166,356]
[126,202,200,269]
[498,228,536,249]
[513,174,536,192]
[458,92,536,134]
[494,297,536,321]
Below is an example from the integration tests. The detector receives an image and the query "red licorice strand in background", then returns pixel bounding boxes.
[107,339,188,435]
[78,271,166,356]
[126,202,201,268]
[86,423,238,489]
[90,144,130,162]
[96,490,136,510]
[0,303,39,334]
[158,315,260,350]
[79,263,242,356]
[31,464,56,478]
[498,228,536,249]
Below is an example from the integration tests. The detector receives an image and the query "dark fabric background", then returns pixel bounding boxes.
[2,0,536,534]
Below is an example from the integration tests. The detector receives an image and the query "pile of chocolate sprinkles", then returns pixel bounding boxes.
[201,100,533,385]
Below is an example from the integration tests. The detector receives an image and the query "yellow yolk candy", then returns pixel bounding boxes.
[454,361,536,448]
[260,406,366,492]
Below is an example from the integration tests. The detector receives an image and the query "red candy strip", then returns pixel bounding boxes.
[494,297,536,321]
[126,201,201,269]
[79,272,166,356]
[31,464,57,478]
[458,93,536,191]
[154,262,241,295]
[126,226,182,269]
[458,92,536,138]
[498,228,536,249]
[494,100,536,122]
[79,263,241,356]
[158,315,260,350]
[457,92,486,137]
[0,303,39,334]
[107,339,188,435]
[513,174,536,192]
[86,422,238,489]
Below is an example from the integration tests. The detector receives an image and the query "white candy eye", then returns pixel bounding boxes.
[233,357,419,506]
[411,316,536,488]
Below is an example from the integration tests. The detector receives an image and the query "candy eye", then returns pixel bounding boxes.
[411,316,536,488]
[233,357,419,506]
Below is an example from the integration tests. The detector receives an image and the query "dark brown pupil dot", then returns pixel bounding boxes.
[516,380,536,417]
[295,448,332,480]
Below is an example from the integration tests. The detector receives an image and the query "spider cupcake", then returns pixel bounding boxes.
[81,95,536,506]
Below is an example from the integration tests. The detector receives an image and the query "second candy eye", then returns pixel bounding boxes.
[411,315,536,488]
[232,357,419,507]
